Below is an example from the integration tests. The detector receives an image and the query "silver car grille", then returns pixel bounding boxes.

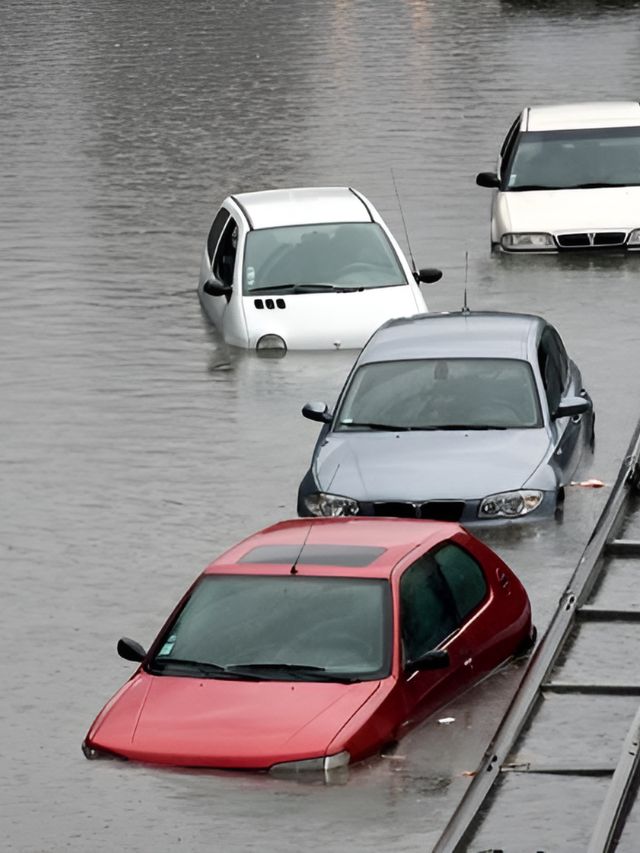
[556,231,627,248]
[372,500,465,521]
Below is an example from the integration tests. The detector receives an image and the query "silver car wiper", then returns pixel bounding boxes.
[435,424,508,430]
[339,421,415,431]
[339,422,508,431]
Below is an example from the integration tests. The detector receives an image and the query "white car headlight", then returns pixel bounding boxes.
[478,490,543,519]
[501,233,555,251]
[628,229,640,246]
[270,750,350,775]
[304,492,360,517]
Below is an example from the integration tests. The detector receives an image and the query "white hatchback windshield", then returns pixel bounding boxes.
[336,358,542,430]
[505,126,640,190]
[243,222,407,294]
[150,575,392,681]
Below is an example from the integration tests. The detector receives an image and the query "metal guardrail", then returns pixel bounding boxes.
[432,419,640,853]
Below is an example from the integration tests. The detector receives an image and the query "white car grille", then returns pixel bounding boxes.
[556,231,627,248]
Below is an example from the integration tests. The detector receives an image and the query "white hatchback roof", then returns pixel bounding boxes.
[525,101,640,132]
[228,187,374,230]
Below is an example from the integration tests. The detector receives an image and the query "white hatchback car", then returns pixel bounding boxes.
[197,187,441,351]
[476,101,640,252]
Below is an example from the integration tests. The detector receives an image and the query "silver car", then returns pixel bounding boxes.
[297,312,594,523]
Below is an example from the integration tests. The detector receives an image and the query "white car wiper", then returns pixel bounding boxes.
[564,182,637,189]
[250,283,337,294]
[509,184,560,191]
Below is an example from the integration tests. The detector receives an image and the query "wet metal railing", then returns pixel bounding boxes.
[432,419,640,853]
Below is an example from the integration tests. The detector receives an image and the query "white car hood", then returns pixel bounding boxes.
[499,185,640,233]
[243,285,425,350]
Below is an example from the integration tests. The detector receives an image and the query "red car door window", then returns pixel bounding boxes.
[399,554,459,664]
[433,543,488,621]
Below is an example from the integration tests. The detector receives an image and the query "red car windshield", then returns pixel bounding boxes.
[150,575,392,681]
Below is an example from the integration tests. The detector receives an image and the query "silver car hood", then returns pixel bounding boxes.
[314,429,553,501]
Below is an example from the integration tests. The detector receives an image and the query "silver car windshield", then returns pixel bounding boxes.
[242,222,407,294]
[505,126,640,190]
[335,358,543,430]
[151,575,392,681]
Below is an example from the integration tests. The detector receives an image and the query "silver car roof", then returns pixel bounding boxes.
[228,187,374,229]
[359,312,546,364]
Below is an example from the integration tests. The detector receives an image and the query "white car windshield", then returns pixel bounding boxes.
[150,575,392,681]
[505,126,640,190]
[335,358,542,430]
[242,222,407,294]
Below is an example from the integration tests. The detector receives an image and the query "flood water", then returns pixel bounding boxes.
[3,1,640,851]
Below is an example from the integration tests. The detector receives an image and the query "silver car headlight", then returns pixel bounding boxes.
[478,490,543,519]
[501,233,555,251]
[270,750,350,775]
[304,492,360,517]
[628,229,640,246]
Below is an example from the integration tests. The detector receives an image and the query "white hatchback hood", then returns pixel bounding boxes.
[243,285,425,350]
[498,186,640,234]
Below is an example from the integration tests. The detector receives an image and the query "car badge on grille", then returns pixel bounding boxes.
[588,233,595,245]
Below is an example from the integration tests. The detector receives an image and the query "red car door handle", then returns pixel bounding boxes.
[496,569,510,588]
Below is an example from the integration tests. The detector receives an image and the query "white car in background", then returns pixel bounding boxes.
[476,101,640,252]
[197,187,442,352]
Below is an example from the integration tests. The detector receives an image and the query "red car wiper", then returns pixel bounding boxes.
[149,658,261,680]
[227,663,361,683]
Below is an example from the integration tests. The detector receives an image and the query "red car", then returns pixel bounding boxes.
[83,518,533,773]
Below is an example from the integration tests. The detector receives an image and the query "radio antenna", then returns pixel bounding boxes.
[290,522,313,575]
[291,462,342,574]
[462,251,470,314]
[390,167,418,275]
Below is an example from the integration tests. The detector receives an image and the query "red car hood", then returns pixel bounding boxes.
[87,672,382,768]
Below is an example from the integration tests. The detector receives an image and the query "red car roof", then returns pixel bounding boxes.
[205,517,463,578]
